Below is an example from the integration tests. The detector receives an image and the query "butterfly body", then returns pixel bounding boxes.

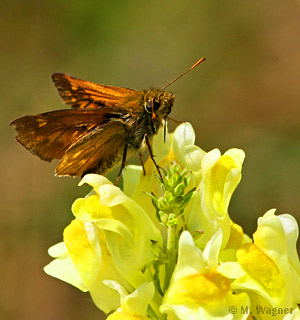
[121,88,174,149]
[11,73,175,178]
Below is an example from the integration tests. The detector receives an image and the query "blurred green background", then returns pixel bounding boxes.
[1,0,300,319]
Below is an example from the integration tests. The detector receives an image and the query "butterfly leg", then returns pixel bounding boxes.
[114,144,128,185]
[167,116,184,124]
[144,134,165,184]
[163,117,167,143]
[139,152,146,175]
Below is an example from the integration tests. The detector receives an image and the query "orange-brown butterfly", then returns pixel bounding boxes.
[11,58,205,183]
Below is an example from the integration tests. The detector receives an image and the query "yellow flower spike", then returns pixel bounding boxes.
[161,231,251,320]
[43,122,300,319]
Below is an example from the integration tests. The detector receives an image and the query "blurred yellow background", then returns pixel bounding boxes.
[1,1,300,319]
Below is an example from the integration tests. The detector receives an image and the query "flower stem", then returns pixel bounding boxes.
[149,289,167,320]
[148,306,159,320]
[164,225,177,292]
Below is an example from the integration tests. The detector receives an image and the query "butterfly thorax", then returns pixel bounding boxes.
[120,88,174,150]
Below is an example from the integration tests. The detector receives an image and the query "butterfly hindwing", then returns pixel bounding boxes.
[55,120,129,176]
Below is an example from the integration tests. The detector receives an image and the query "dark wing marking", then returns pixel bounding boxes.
[55,120,129,176]
[52,73,136,109]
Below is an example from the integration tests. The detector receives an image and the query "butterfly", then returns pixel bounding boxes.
[10,58,205,183]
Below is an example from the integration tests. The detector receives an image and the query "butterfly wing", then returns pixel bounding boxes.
[10,108,128,162]
[52,73,136,109]
[55,120,128,176]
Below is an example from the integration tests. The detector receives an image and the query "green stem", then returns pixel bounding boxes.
[149,288,166,320]
[164,225,177,292]
[148,306,159,320]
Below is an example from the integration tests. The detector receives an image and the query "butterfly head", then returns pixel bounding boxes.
[143,88,175,120]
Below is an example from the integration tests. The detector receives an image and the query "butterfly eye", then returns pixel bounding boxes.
[144,99,153,113]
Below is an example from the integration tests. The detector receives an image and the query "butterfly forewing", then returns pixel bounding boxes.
[52,73,136,109]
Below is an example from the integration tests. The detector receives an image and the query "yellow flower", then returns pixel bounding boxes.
[171,122,205,175]
[220,210,300,320]
[72,174,162,287]
[44,219,132,313]
[106,282,154,320]
[185,148,245,249]
[161,231,250,319]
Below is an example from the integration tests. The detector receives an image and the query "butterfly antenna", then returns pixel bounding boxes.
[162,57,206,91]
